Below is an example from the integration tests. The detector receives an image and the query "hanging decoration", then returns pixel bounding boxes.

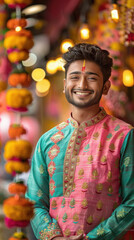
[0,0,12,92]
[92,1,128,118]
[119,0,134,46]
[3,0,34,239]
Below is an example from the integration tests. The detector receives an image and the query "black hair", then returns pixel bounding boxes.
[62,43,113,83]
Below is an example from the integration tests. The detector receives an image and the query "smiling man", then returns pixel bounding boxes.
[26,43,134,240]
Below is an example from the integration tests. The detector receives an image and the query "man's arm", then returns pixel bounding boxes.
[25,136,63,240]
[85,129,134,240]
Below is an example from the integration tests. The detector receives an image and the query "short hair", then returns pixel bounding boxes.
[62,43,113,83]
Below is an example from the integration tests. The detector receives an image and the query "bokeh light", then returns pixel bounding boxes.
[80,24,90,40]
[36,79,50,95]
[60,39,74,53]
[46,60,58,74]
[22,53,37,67]
[32,68,46,81]
[123,70,134,87]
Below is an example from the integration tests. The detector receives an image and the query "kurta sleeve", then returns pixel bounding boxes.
[86,129,134,240]
[25,136,63,240]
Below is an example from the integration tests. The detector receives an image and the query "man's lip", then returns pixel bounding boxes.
[72,89,94,93]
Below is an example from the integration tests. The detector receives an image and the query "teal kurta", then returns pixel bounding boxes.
[26,109,134,240]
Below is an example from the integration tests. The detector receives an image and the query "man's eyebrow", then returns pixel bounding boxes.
[69,71,81,75]
[69,71,100,77]
[85,72,100,77]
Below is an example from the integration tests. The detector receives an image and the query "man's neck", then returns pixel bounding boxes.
[71,104,100,124]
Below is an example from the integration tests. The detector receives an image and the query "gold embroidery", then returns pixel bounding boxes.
[97,228,105,236]
[96,183,103,193]
[87,215,93,224]
[82,182,88,192]
[39,165,44,174]
[108,185,113,195]
[87,155,93,164]
[78,169,84,179]
[52,199,57,209]
[93,132,99,140]
[73,213,79,223]
[92,169,98,179]
[76,229,84,235]
[81,198,88,208]
[63,108,107,197]
[97,200,103,210]
[100,156,107,164]
[37,189,43,197]
[64,229,71,237]
[107,170,112,181]
[109,143,115,151]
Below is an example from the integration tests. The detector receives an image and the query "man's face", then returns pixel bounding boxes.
[64,60,109,109]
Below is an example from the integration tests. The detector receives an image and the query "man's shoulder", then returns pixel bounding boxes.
[40,120,70,140]
[105,114,133,131]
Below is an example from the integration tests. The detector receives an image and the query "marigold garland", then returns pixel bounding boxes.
[4,139,32,160]
[6,88,33,108]
[4,0,32,8]
[5,161,30,175]
[8,72,32,87]
[3,196,34,221]
[7,51,29,63]
[8,124,26,138]
[7,18,27,29]
[9,231,28,240]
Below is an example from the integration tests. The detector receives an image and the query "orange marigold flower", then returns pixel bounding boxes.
[8,182,27,195]
[7,18,27,29]
[8,124,26,139]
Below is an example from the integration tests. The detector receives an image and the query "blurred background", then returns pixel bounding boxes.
[0,0,134,239]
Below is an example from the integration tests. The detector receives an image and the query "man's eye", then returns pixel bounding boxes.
[71,76,79,80]
[87,77,97,81]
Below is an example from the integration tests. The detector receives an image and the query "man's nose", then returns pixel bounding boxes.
[78,76,88,89]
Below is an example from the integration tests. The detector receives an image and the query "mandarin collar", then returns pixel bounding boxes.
[69,108,107,128]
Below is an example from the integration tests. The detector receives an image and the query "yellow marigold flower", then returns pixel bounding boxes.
[5,161,30,175]
[4,0,32,5]
[4,139,32,160]
[6,88,32,108]
[4,36,34,50]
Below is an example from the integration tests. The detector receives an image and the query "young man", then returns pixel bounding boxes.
[26,43,134,240]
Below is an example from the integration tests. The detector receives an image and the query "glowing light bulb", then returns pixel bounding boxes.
[55,57,65,71]
[60,39,74,53]
[36,79,50,95]
[111,4,119,22]
[22,53,37,67]
[80,24,90,40]
[46,60,58,74]
[15,26,22,32]
[32,68,46,82]
[123,70,134,87]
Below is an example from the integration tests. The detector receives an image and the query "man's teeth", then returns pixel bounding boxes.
[74,91,90,95]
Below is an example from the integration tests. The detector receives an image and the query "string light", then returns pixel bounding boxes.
[60,39,74,53]
[79,23,90,40]
[46,60,58,74]
[55,57,65,71]
[36,79,50,96]
[123,69,134,87]
[31,68,46,81]
[15,26,22,32]
[111,4,119,22]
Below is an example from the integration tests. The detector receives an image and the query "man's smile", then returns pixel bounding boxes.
[72,89,94,97]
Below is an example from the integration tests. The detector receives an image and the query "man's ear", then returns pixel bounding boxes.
[103,80,111,95]
[63,79,66,93]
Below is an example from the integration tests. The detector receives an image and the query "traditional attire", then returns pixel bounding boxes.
[26,108,134,240]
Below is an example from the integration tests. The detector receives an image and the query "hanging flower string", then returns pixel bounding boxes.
[3,0,34,239]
